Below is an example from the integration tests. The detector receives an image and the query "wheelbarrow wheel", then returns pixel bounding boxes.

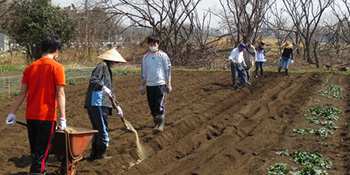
[60,157,77,175]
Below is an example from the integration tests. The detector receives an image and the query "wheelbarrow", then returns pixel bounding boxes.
[50,127,97,175]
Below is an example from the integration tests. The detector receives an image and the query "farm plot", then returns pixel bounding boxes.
[0,71,349,175]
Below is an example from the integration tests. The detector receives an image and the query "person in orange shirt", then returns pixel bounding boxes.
[5,35,66,175]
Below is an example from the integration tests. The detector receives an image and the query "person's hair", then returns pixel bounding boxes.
[41,35,62,54]
[147,35,160,44]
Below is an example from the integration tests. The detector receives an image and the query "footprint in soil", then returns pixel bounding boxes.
[8,155,31,168]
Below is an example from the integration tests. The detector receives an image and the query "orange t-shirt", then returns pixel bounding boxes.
[22,57,65,121]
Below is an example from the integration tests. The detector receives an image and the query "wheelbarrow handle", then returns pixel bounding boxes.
[17,121,27,127]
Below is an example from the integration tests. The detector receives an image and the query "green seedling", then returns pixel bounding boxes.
[306,118,338,130]
[276,150,289,156]
[308,107,341,121]
[267,163,290,175]
[293,128,333,138]
[291,151,332,169]
[318,84,343,99]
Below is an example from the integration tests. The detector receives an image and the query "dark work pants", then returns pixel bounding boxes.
[146,85,166,117]
[255,62,264,76]
[27,119,56,174]
[86,106,111,149]
[230,62,248,88]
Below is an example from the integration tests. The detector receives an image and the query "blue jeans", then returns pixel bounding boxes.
[279,56,290,70]
[230,62,247,88]
[255,62,264,77]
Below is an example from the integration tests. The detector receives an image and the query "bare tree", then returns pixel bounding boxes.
[265,3,297,55]
[282,0,333,67]
[101,0,202,66]
[216,0,275,46]
[332,0,350,44]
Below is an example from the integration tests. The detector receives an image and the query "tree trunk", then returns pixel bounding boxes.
[313,41,319,68]
[305,41,313,64]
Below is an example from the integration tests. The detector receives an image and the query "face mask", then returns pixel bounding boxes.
[149,46,158,52]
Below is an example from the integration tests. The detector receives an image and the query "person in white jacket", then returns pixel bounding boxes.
[255,41,266,78]
[140,35,172,132]
[228,43,248,90]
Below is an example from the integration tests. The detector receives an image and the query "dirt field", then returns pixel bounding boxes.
[1,70,349,175]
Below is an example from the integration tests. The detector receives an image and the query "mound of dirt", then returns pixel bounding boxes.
[0,71,349,175]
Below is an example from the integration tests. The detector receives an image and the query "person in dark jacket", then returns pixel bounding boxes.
[278,41,294,76]
[85,48,126,160]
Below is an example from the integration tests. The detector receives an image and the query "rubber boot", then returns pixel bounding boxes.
[285,69,288,77]
[276,67,281,77]
[95,144,112,159]
[156,115,165,131]
[153,115,159,129]
[88,139,97,161]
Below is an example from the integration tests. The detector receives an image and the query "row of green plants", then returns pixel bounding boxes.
[268,73,343,175]
[268,150,332,175]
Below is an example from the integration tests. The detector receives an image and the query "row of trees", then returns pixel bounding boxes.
[1,0,350,68]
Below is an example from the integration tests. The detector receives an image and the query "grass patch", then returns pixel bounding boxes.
[0,65,26,73]
[67,78,78,85]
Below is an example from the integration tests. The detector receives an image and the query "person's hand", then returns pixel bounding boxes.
[140,86,145,95]
[57,118,67,131]
[102,86,112,96]
[166,84,172,93]
[6,114,16,127]
[290,60,294,64]
[115,106,123,117]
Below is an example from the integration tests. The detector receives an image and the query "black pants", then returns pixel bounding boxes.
[86,106,111,148]
[27,119,56,174]
[146,85,166,116]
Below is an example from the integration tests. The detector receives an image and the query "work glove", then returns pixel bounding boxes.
[6,114,16,127]
[227,58,235,63]
[166,84,172,93]
[57,118,67,131]
[102,86,112,96]
[140,86,145,95]
[115,106,123,117]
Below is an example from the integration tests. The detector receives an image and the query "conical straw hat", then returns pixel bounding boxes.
[282,41,293,48]
[97,48,126,63]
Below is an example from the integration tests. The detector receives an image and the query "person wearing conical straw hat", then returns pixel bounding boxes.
[277,41,294,77]
[85,48,126,160]
[140,34,172,132]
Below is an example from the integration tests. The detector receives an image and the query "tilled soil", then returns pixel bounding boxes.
[1,71,349,175]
